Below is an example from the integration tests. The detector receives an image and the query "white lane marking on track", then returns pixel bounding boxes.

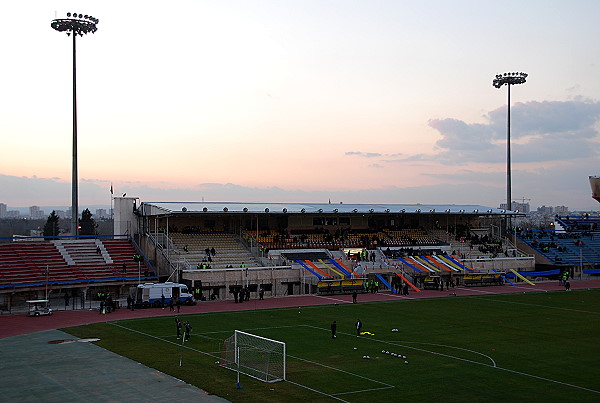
[455,287,495,294]
[314,295,351,303]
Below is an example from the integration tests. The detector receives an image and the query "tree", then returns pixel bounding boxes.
[43,211,61,238]
[79,208,97,236]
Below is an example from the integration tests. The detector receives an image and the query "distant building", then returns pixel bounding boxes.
[554,205,569,214]
[537,205,554,215]
[0,203,6,218]
[55,210,67,219]
[29,206,44,219]
[95,208,108,219]
[499,201,530,213]
[6,210,20,218]
[513,202,530,214]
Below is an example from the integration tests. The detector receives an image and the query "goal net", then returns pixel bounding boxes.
[221,330,286,383]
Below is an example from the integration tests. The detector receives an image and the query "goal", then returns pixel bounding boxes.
[221,330,286,383]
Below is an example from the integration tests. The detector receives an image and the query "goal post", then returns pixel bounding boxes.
[221,330,286,383]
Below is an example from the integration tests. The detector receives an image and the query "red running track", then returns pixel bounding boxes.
[2,279,599,339]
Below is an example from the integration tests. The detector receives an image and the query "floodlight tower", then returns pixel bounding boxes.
[51,13,99,237]
[493,72,527,213]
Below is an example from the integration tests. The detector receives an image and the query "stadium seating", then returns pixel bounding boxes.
[0,238,152,288]
[244,228,445,250]
[516,220,600,265]
[170,233,261,269]
[383,229,441,246]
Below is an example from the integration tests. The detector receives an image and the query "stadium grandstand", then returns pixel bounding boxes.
[2,196,599,313]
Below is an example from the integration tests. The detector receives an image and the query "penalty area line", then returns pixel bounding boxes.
[288,353,394,388]
[285,379,350,402]
[333,384,395,396]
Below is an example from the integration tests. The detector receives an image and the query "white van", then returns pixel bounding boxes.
[133,282,194,308]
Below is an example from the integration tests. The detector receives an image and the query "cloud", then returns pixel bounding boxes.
[345,100,600,167]
[345,151,403,158]
[430,100,600,164]
[429,118,497,152]
[3,99,600,211]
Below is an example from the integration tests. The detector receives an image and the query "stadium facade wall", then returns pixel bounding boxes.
[463,256,535,271]
[114,197,139,236]
[182,266,315,300]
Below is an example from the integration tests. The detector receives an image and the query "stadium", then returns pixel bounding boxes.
[3,193,600,311]
[2,3,600,400]
[1,192,600,401]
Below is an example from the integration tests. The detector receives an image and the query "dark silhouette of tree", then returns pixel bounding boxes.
[79,208,97,236]
[43,211,61,238]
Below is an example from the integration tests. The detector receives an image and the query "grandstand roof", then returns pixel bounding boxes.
[139,201,519,216]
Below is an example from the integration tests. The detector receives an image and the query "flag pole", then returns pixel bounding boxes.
[110,183,114,227]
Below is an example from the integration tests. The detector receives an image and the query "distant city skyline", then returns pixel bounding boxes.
[0,200,589,219]
[1,1,599,211]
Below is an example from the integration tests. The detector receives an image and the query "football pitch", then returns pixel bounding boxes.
[63,290,600,402]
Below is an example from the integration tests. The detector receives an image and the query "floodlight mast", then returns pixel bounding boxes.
[51,13,99,237]
[492,72,527,215]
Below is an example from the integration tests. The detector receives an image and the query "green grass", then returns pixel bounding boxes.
[63,290,600,402]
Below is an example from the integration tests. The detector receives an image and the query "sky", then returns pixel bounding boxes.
[1,0,600,211]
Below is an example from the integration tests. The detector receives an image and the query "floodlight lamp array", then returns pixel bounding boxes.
[493,72,527,88]
[51,12,99,36]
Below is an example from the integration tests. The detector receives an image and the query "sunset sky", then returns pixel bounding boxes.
[1,0,599,210]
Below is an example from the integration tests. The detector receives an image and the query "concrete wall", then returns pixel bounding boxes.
[463,256,536,272]
[114,197,139,236]
[182,265,318,300]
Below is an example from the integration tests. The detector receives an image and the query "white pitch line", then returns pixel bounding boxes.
[202,324,301,335]
[285,380,350,403]
[107,322,220,359]
[306,325,497,367]
[399,341,497,367]
[288,353,394,387]
[109,322,392,399]
[470,296,600,315]
[494,366,600,394]
[334,328,600,395]
[333,385,395,396]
